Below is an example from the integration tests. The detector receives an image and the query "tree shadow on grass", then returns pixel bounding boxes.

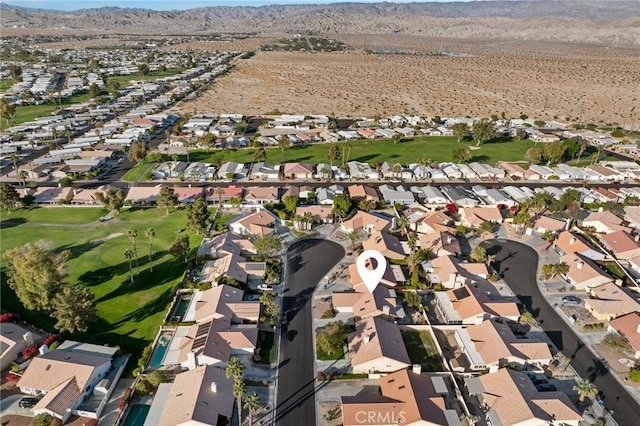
[0,217,27,229]
[286,155,312,163]
[92,256,184,304]
[351,153,377,163]
[111,287,176,326]
[471,154,490,162]
[78,250,172,289]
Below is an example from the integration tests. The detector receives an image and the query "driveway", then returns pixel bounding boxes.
[482,239,639,425]
[275,239,345,426]
[0,394,34,418]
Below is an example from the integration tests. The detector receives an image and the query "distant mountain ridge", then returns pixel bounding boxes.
[1,1,639,45]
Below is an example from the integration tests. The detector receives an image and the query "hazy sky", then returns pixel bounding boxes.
[11,0,472,12]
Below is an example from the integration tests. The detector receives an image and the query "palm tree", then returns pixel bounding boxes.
[292,214,303,230]
[278,135,290,152]
[553,261,569,278]
[303,211,314,230]
[541,263,554,280]
[573,379,597,403]
[407,248,432,274]
[233,379,246,426]
[243,391,262,426]
[470,246,487,263]
[9,153,21,184]
[347,230,359,251]
[124,249,135,283]
[407,233,418,253]
[392,162,402,179]
[128,228,139,273]
[226,357,245,426]
[145,228,155,272]
[214,187,224,206]
[397,215,410,236]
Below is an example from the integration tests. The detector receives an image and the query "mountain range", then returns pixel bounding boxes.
[1,1,639,45]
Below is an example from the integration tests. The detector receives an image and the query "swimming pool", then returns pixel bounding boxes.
[148,334,171,368]
[123,404,150,426]
[170,296,191,322]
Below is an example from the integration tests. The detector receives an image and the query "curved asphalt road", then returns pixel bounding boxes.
[482,239,638,426]
[274,239,345,426]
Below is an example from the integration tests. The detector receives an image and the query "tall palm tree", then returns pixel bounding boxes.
[128,228,139,273]
[347,230,359,252]
[397,215,410,236]
[541,263,554,280]
[214,187,224,206]
[303,211,314,230]
[407,248,431,275]
[226,357,245,426]
[573,379,597,403]
[243,391,262,426]
[392,162,402,179]
[145,228,155,272]
[124,249,135,283]
[553,261,569,278]
[233,379,246,426]
[292,214,303,230]
[407,233,418,253]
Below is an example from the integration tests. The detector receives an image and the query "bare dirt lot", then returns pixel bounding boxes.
[177,36,639,124]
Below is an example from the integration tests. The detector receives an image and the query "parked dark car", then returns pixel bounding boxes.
[19,397,40,408]
[535,383,557,392]
[562,296,581,305]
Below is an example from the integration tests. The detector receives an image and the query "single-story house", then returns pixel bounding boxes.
[608,312,640,359]
[585,282,640,321]
[347,316,410,375]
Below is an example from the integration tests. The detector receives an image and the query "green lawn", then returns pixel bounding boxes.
[400,330,444,371]
[316,342,345,361]
[107,69,185,86]
[0,77,15,93]
[2,92,93,127]
[0,207,206,362]
[177,136,537,166]
[122,162,157,182]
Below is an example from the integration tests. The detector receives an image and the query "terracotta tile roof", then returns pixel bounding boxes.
[351,284,399,318]
[124,185,161,202]
[172,187,204,203]
[600,230,640,258]
[189,285,259,324]
[349,262,398,288]
[238,210,277,236]
[34,377,80,417]
[446,284,519,321]
[585,282,640,318]
[609,312,640,351]
[342,369,448,426]
[555,231,593,255]
[560,253,613,289]
[159,365,234,425]
[430,255,488,283]
[348,184,379,201]
[583,210,630,233]
[205,186,243,201]
[283,162,313,175]
[362,231,405,260]
[347,317,410,372]
[461,206,503,227]
[296,205,333,221]
[244,186,279,201]
[466,320,551,365]
[476,368,581,425]
[530,215,566,232]
[419,231,460,256]
[342,211,391,233]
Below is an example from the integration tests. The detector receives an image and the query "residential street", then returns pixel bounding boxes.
[483,239,639,426]
[274,239,344,426]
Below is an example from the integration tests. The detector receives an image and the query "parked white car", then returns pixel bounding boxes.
[257,284,273,291]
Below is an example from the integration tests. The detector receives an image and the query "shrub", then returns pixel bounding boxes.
[147,370,167,387]
[321,309,335,319]
[629,369,640,383]
[135,379,150,395]
[48,340,62,351]
[33,413,54,426]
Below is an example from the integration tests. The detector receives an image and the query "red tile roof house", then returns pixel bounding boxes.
[295,205,334,230]
[342,368,451,426]
[600,230,640,273]
[553,230,605,260]
[559,253,614,291]
[608,312,640,359]
[584,282,640,321]
[362,230,406,260]
[455,319,552,373]
[498,162,526,179]
[148,365,234,426]
[424,255,488,289]
[282,162,314,180]
[172,285,261,369]
[205,186,243,204]
[124,185,162,206]
[459,206,503,228]
[419,231,461,257]
[243,186,280,205]
[347,184,380,202]
[228,209,279,237]
[333,283,403,320]
[434,283,520,325]
[17,341,120,423]
[347,316,411,375]
[466,368,582,426]
[341,211,391,235]
[30,187,73,205]
[173,186,205,203]
[581,210,631,234]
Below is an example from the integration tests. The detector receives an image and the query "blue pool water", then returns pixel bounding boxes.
[148,334,171,368]
[123,404,150,426]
